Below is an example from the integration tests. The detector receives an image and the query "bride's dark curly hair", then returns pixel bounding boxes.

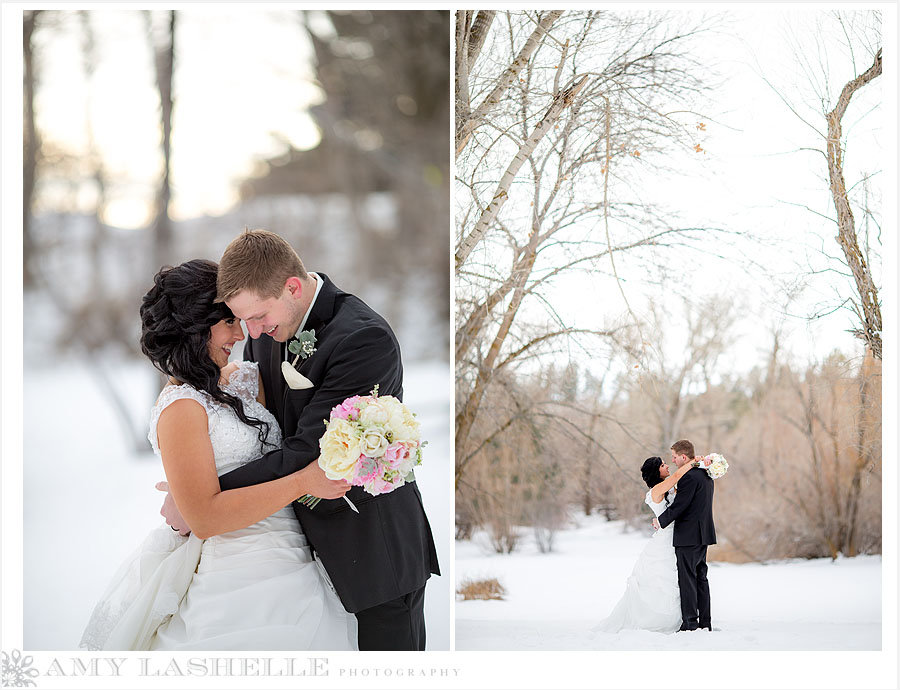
[641,456,670,505]
[140,259,270,446]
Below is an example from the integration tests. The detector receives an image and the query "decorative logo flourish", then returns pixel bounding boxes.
[1,650,39,688]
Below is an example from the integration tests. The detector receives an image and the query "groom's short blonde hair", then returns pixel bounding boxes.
[217,228,308,301]
[671,440,695,459]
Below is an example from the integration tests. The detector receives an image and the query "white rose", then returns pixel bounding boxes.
[318,418,360,481]
[379,396,404,416]
[360,427,389,457]
[360,399,390,426]
[387,405,420,443]
[709,461,728,479]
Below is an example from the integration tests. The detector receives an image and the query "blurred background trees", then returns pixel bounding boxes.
[240,11,449,324]
[23,10,41,289]
[23,9,450,450]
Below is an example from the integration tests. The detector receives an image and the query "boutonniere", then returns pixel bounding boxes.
[281,329,316,389]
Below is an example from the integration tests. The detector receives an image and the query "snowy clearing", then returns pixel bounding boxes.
[456,515,881,651]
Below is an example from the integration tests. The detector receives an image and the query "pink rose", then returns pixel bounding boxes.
[331,395,362,421]
[351,454,378,485]
[383,442,410,469]
[365,473,397,495]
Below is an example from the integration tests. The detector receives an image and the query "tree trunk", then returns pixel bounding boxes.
[844,350,879,556]
[147,10,176,270]
[455,74,588,271]
[456,237,541,486]
[467,10,496,71]
[79,11,108,296]
[455,9,563,157]
[23,10,41,289]
[825,48,882,359]
[455,12,472,153]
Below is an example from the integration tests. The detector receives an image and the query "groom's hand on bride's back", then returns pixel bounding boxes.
[156,481,192,536]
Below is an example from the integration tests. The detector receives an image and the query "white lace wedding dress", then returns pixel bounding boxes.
[593,489,681,634]
[80,361,357,651]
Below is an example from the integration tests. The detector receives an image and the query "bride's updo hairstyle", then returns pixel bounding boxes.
[140,259,269,445]
[641,457,664,488]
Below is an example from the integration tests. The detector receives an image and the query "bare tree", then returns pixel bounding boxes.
[455,10,720,486]
[621,297,737,452]
[455,71,588,270]
[456,308,882,561]
[767,352,880,558]
[23,10,42,288]
[575,364,625,517]
[455,10,562,159]
[766,11,883,359]
[78,11,108,295]
[145,10,176,271]
[694,330,882,563]
[825,47,882,359]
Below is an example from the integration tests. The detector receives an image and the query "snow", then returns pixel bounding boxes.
[456,514,881,651]
[23,357,452,651]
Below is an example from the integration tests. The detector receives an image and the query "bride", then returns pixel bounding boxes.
[593,455,698,634]
[80,259,357,651]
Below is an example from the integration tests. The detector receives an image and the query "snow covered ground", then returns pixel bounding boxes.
[23,357,452,651]
[456,515,881,651]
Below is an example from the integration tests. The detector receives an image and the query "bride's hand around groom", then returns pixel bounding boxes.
[156,464,348,538]
[156,481,192,536]
[675,461,694,478]
[298,463,352,500]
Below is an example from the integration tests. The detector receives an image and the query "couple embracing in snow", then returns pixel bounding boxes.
[596,439,719,634]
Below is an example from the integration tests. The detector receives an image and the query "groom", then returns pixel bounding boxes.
[656,439,716,632]
[162,229,439,650]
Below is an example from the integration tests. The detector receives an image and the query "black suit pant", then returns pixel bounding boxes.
[355,585,426,650]
[674,544,710,631]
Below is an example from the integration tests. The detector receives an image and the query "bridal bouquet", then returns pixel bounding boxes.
[696,452,729,479]
[297,386,424,511]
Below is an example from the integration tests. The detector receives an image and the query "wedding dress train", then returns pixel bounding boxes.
[80,361,357,651]
[593,489,681,634]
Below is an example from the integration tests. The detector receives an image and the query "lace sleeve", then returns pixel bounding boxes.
[147,385,213,455]
[224,361,261,402]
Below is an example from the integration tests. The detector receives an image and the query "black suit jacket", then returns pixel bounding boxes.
[657,467,716,547]
[218,273,440,613]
